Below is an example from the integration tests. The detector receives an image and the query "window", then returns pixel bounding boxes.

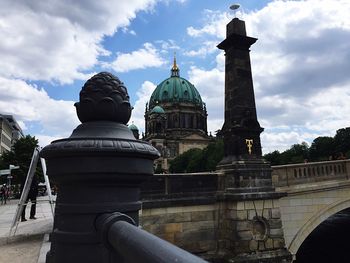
[184,90,188,99]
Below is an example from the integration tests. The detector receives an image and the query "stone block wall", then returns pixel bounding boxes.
[218,199,289,261]
[140,204,218,257]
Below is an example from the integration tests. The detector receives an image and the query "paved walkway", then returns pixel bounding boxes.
[0,196,54,245]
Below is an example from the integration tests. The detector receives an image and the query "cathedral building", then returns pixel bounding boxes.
[143,57,212,172]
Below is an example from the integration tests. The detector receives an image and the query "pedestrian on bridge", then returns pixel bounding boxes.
[21,175,38,221]
[0,184,8,205]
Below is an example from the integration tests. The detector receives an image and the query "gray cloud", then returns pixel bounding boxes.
[257,28,350,98]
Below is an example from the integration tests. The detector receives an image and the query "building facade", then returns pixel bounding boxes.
[143,58,212,172]
[0,114,24,155]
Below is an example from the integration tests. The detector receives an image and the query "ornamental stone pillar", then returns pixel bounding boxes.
[216,18,292,262]
[41,72,159,263]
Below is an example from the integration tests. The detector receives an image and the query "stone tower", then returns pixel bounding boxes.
[217,17,274,192]
[216,18,292,262]
[218,18,263,160]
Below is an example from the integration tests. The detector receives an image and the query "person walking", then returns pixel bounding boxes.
[21,175,39,221]
[0,184,7,204]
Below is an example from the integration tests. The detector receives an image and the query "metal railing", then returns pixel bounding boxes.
[141,172,220,197]
[96,212,208,263]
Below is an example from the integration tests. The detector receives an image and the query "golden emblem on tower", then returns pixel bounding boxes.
[245,139,253,154]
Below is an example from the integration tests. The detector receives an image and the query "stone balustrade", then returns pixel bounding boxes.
[271,159,350,187]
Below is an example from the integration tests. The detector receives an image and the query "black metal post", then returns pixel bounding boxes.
[95,212,208,263]
[40,72,160,263]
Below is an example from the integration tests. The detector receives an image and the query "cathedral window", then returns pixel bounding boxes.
[163,91,168,100]
[184,90,188,100]
[156,122,162,133]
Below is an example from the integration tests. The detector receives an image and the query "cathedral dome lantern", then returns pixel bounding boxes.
[171,55,180,77]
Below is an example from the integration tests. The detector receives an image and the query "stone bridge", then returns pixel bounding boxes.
[272,159,350,259]
[140,158,350,261]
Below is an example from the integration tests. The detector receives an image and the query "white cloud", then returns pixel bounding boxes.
[122,27,137,36]
[261,129,318,153]
[0,0,163,144]
[163,0,188,5]
[129,81,157,133]
[187,10,229,38]
[0,0,158,83]
[36,134,64,148]
[305,85,350,133]
[107,43,166,72]
[188,54,225,133]
[0,77,79,146]
[155,40,180,53]
[183,41,218,57]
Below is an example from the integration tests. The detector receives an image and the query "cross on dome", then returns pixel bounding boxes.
[171,52,180,77]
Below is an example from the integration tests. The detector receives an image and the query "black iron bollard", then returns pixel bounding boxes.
[41,72,160,263]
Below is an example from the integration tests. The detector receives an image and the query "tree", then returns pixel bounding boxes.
[280,142,309,164]
[264,150,282,166]
[169,140,224,173]
[334,128,350,157]
[309,136,335,161]
[0,135,42,185]
[169,148,202,173]
[263,142,310,165]
[201,139,224,171]
[186,149,204,172]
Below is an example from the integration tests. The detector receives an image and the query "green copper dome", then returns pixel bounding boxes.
[150,105,165,114]
[128,123,139,131]
[149,57,203,107]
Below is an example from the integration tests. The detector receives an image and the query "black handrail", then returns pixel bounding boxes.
[96,212,209,263]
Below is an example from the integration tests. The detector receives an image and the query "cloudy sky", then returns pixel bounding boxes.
[0,0,349,153]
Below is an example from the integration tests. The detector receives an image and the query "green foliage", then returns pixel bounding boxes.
[201,139,224,171]
[0,135,42,184]
[264,127,350,165]
[334,128,350,155]
[154,163,164,174]
[264,143,309,165]
[169,127,350,170]
[169,140,224,173]
[263,150,282,166]
[281,142,309,164]
[169,148,202,173]
[309,136,335,161]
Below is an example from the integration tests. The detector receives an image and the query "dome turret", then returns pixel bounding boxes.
[128,122,139,139]
[128,123,139,131]
[150,105,165,114]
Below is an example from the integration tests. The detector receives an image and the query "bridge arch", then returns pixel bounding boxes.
[288,197,350,256]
